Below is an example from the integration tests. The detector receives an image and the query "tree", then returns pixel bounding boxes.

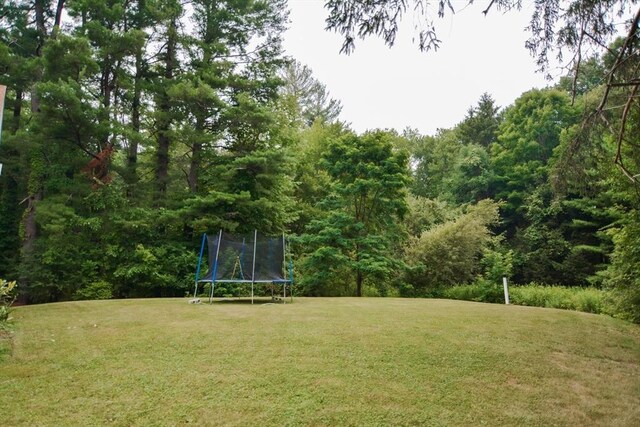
[457,93,501,147]
[404,199,501,293]
[490,89,578,229]
[404,194,459,237]
[409,129,459,199]
[299,130,410,297]
[604,211,640,322]
[409,127,491,204]
[0,0,294,302]
[289,120,347,235]
[556,56,607,98]
[279,60,343,126]
[324,1,640,182]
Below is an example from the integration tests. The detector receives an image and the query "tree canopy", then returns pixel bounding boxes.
[325,0,640,183]
[0,0,638,322]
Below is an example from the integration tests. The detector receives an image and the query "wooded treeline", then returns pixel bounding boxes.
[0,1,638,321]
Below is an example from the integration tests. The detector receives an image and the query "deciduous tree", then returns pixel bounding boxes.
[299,130,410,296]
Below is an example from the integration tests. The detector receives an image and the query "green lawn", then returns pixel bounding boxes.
[1,298,639,426]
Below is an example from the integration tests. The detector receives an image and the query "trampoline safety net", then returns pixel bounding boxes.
[202,231,288,282]
[193,230,293,304]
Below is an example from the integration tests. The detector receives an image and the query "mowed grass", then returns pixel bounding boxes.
[1,298,639,426]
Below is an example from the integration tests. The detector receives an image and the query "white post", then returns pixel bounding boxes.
[503,277,510,305]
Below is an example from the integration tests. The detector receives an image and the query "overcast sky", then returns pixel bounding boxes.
[282,0,557,135]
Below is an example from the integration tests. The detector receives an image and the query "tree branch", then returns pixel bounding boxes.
[482,0,497,16]
[613,83,639,183]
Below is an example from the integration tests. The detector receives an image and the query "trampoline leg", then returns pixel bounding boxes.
[209,282,215,304]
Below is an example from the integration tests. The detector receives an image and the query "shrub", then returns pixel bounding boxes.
[440,281,611,316]
[74,280,113,301]
[510,284,609,315]
[572,288,606,314]
[404,199,501,294]
[443,280,505,303]
[481,246,513,284]
[1,279,17,324]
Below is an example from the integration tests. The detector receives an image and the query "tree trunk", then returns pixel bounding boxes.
[356,270,363,297]
[11,88,22,132]
[99,59,113,149]
[188,118,204,193]
[127,46,143,186]
[22,192,42,254]
[155,18,176,198]
[20,0,50,301]
[54,0,65,29]
[126,0,147,192]
[188,141,201,193]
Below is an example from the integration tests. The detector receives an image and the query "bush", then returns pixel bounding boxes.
[404,200,501,294]
[443,280,505,303]
[1,279,17,324]
[73,280,113,301]
[440,281,611,316]
[510,284,609,314]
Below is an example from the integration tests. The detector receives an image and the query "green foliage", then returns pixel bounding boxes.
[490,89,578,226]
[442,282,610,315]
[410,129,460,200]
[409,121,492,204]
[602,211,640,323]
[404,199,501,294]
[457,93,502,147]
[448,143,492,203]
[279,60,343,126]
[0,0,294,304]
[556,56,606,97]
[509,284,609,315]
[112,243,193,297]
[74,281,114,301]
[0,279,17,324]
[290,121,346,234]
[481,245,514,284]
[0,0,637,321]
[299,130,410,296]
[442,281,505,304]
[404,195,459,237]
[0,172,20,278]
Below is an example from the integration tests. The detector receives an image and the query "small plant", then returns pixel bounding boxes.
[1,279,18,324]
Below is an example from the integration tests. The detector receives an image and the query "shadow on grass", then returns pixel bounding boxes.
[195,297,293,305]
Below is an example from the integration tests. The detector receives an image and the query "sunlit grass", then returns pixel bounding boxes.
[1,298,639,426]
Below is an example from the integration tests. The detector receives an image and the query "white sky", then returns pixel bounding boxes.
[282,0,556,135]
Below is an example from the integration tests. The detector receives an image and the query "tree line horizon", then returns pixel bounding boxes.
[0,0,638,322]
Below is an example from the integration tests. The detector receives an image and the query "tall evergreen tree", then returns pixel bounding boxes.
[457,93,501,147]
[279,60,342,126]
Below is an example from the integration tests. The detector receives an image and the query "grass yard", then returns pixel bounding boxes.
[1,298,639,426]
